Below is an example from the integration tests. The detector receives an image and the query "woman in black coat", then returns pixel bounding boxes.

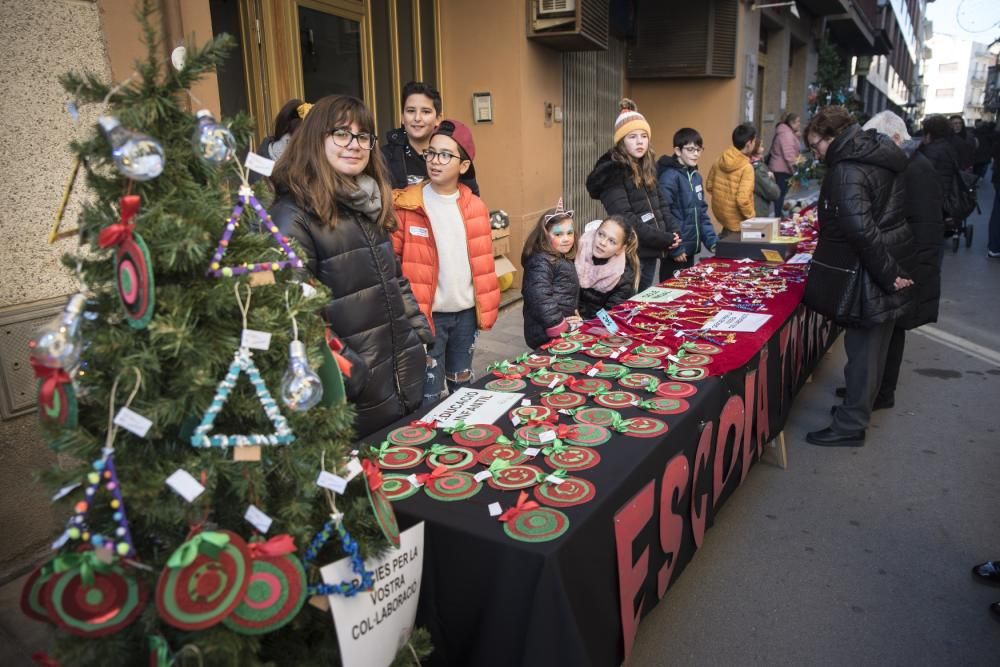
[919,115,961,229]
[802,107,916,447]
[270,95,432,438]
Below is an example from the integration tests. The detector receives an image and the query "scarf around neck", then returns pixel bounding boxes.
[341,174,383,223]
[575,220,626,292]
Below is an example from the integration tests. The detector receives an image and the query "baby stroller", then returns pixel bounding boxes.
[946,169,981,252]
[947,215,974,253]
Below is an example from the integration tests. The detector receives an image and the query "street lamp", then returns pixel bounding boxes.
[750,2,800,20]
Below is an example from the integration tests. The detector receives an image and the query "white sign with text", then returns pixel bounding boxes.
[420,387,524,427]
[629,286,690,303]
[703,310,772,332]
[321,523,425,667]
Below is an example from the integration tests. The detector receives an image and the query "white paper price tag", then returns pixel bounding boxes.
[245,151,275,177]
[523,447,540,457]
[241,329,272,350]
[343,458,363,481]
[538,430,556,443]
[244,505,273,533]
[317,471,348,494]
[713,293,723,302]
[52,482,81,501]
[521,399,531,407]
[166,469,205,503]
[488,502,503,517]
[545,475,567,486]
[114,407,152,437]
[547,378,559,389]
[300,282,318,298]
[609,352,620,360]
[587,367,599,377]
[511,414,521,426]
[473,470,493,482]
[667,354,681,363]
[406,473,423,487]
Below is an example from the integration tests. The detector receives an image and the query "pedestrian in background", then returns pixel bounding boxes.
[252,98,308,184]
[988,123,1000,259]
[751,137,781,218]
[949,115,977,171]
[270,95,432,437]
[802,106,916,447]
[706,123,757,235]
[521,200,581,349]
[862,111,944,409]
[392,120,499,404]
[972,119,995,179]
[767,112,802,217]
[586,98,681,291]
[576,215,640,319]
[657,127,718,270]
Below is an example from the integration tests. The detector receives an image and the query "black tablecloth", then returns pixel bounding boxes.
[367,306,835,666]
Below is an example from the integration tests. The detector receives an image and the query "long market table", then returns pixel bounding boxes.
[365,256,835,666]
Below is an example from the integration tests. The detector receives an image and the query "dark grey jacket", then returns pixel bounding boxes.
[897,141,944,330]
[805,125,917,327]
[522,252,580,349]
[270,194,432,437]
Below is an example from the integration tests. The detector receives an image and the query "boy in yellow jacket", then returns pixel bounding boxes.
[706,123,757,233]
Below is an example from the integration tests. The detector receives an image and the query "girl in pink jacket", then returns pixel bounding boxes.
[767,113,802,217]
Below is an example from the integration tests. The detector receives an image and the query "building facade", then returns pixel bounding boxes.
[923,31,992,121]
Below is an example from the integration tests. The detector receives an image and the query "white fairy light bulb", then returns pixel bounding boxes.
[97,116,165,181]
[29,294,87,369]
[191,110,236,165]
[280,341,324,411]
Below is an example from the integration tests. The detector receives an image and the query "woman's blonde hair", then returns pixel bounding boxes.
[270,95,395,232]
[601,215,640,291]
[522,209,577,264]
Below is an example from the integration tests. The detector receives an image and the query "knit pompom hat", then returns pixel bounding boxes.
[613,98,651,145]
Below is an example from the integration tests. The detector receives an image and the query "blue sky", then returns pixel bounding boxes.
[925,0,1000,41]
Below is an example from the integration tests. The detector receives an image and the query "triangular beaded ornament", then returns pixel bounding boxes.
[207,185,304,278]
[56,448,137,559]
[190,346,296,449]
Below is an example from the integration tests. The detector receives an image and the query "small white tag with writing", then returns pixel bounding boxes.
[241,329,272,350]
[316,471,348,494]
[538,430,556,443]
[114,407,152,438]
[244,505,273,534]
[166,469,205,503]
[410,226,429,237]
[488,502,503,517]
[474,470,493,482]
[245,152,275,177]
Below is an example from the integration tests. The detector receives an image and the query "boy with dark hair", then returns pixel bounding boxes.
[392,120,499,404]
[657,127,718,268]
[381,81,480,194]
[706,122,757,232]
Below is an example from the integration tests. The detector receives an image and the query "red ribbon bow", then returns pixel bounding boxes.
[525,419,556,429]
[248,534,296,559]
[555,424,579,440]
[98,195,141,249]
[499,491,539,522]
[30,358,71,406]
[493,370,524,380]
[325,330,353,378]
[409,419,438,429]
[362,459,383,491]
[586,361,605,373]
[416,465,453,485]
[539,340,556,350]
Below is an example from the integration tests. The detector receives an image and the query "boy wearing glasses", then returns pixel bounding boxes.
[657,128,718,269]
[392,120,499,404]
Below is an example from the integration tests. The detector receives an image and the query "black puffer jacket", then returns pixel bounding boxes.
[897,140,944,330]
[578,261,637,320]
[919,138,959,211]
[522,252,580,349]
[805,125,916,327]
[586,152,678,259]
[270,194,432,438]
[380,126,480,195]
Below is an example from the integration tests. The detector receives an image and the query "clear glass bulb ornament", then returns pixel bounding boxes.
[280,341,324,411]
[98,116,165,181]
[29,294,87,369]
[191,110,236,165]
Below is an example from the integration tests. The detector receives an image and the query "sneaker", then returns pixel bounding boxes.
[988,250,1000,258]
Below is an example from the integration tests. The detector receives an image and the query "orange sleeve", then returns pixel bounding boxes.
[737,166,756,220]
[391,211,406,257]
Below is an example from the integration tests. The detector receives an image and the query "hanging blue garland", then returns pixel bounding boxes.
[303,517,374,598]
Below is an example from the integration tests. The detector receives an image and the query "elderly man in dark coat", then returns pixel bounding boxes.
[861,111,944,408]
[802,106,917,447]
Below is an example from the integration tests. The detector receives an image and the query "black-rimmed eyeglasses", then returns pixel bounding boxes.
[423,149,462,165]
[327,128,377,150]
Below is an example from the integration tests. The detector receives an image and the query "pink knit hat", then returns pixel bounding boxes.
[613,98,651,144]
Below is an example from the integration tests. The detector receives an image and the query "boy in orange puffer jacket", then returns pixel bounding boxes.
[392,120,499,404]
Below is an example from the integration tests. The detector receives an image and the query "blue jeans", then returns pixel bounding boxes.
[423,308,478,405]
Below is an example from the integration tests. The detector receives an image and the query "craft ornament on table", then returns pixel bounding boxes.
[99,196,156,329]
[60,451,137,559]
[43,554,149,637]
[363,459,401,547]
[223,534,306,635]
[207,184,304,278]
[32,357,79,429]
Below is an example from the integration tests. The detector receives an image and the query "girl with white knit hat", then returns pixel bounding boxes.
[586,98,681,291]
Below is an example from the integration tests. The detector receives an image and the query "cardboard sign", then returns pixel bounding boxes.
[629,287,690,303]
[322,523,425,667]
[703,310,772,333]
[420,388,524,427]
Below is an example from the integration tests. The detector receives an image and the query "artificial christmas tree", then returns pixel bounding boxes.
[26,2,429,664]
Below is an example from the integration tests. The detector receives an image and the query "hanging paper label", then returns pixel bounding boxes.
[166,469,205,503]
[114,407,152,437]
[474,470,493,482]
[488,502,503,517]
[547,378,560,389]
[609,351,620,360]
[523,447,540,457]
[317,471,348,494]
[667,354,681,363]
[245,152,275,177]
[344,458,363,481]
[52,482,81,501]
[249,270,275,286]
[322,523,424,667]
[596,309,620,334]
[234,446,262,461]
[545,474,567,486]
[538,430,556,443]
[406,473,423,487]
[510,415,521,426]
[244,504,273,533]
[241,329,272,350]
[521,399,531,407]
[587,367,599,377]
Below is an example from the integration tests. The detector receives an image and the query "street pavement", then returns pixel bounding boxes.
[2,187,997,665]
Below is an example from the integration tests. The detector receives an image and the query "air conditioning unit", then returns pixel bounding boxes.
[539,0,576,16]
[527,0,608,52]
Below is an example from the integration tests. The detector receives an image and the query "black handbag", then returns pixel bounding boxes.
[944,162,980,223]
[805,257,864,326]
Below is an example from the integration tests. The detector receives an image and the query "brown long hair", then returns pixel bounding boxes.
[522,209,577,264]
[610,141,658,191]
[270,95,395,231]
[600,216,640,292]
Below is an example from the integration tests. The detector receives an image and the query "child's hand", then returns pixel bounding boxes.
[674,252,688,263]
[670,233,681,249]
[567,315,583,330]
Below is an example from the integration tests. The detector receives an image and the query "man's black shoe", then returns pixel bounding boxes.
[873,398,894,411]
[835,387,846,398]
[805,427,865,447]
[973,561,1000,585]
